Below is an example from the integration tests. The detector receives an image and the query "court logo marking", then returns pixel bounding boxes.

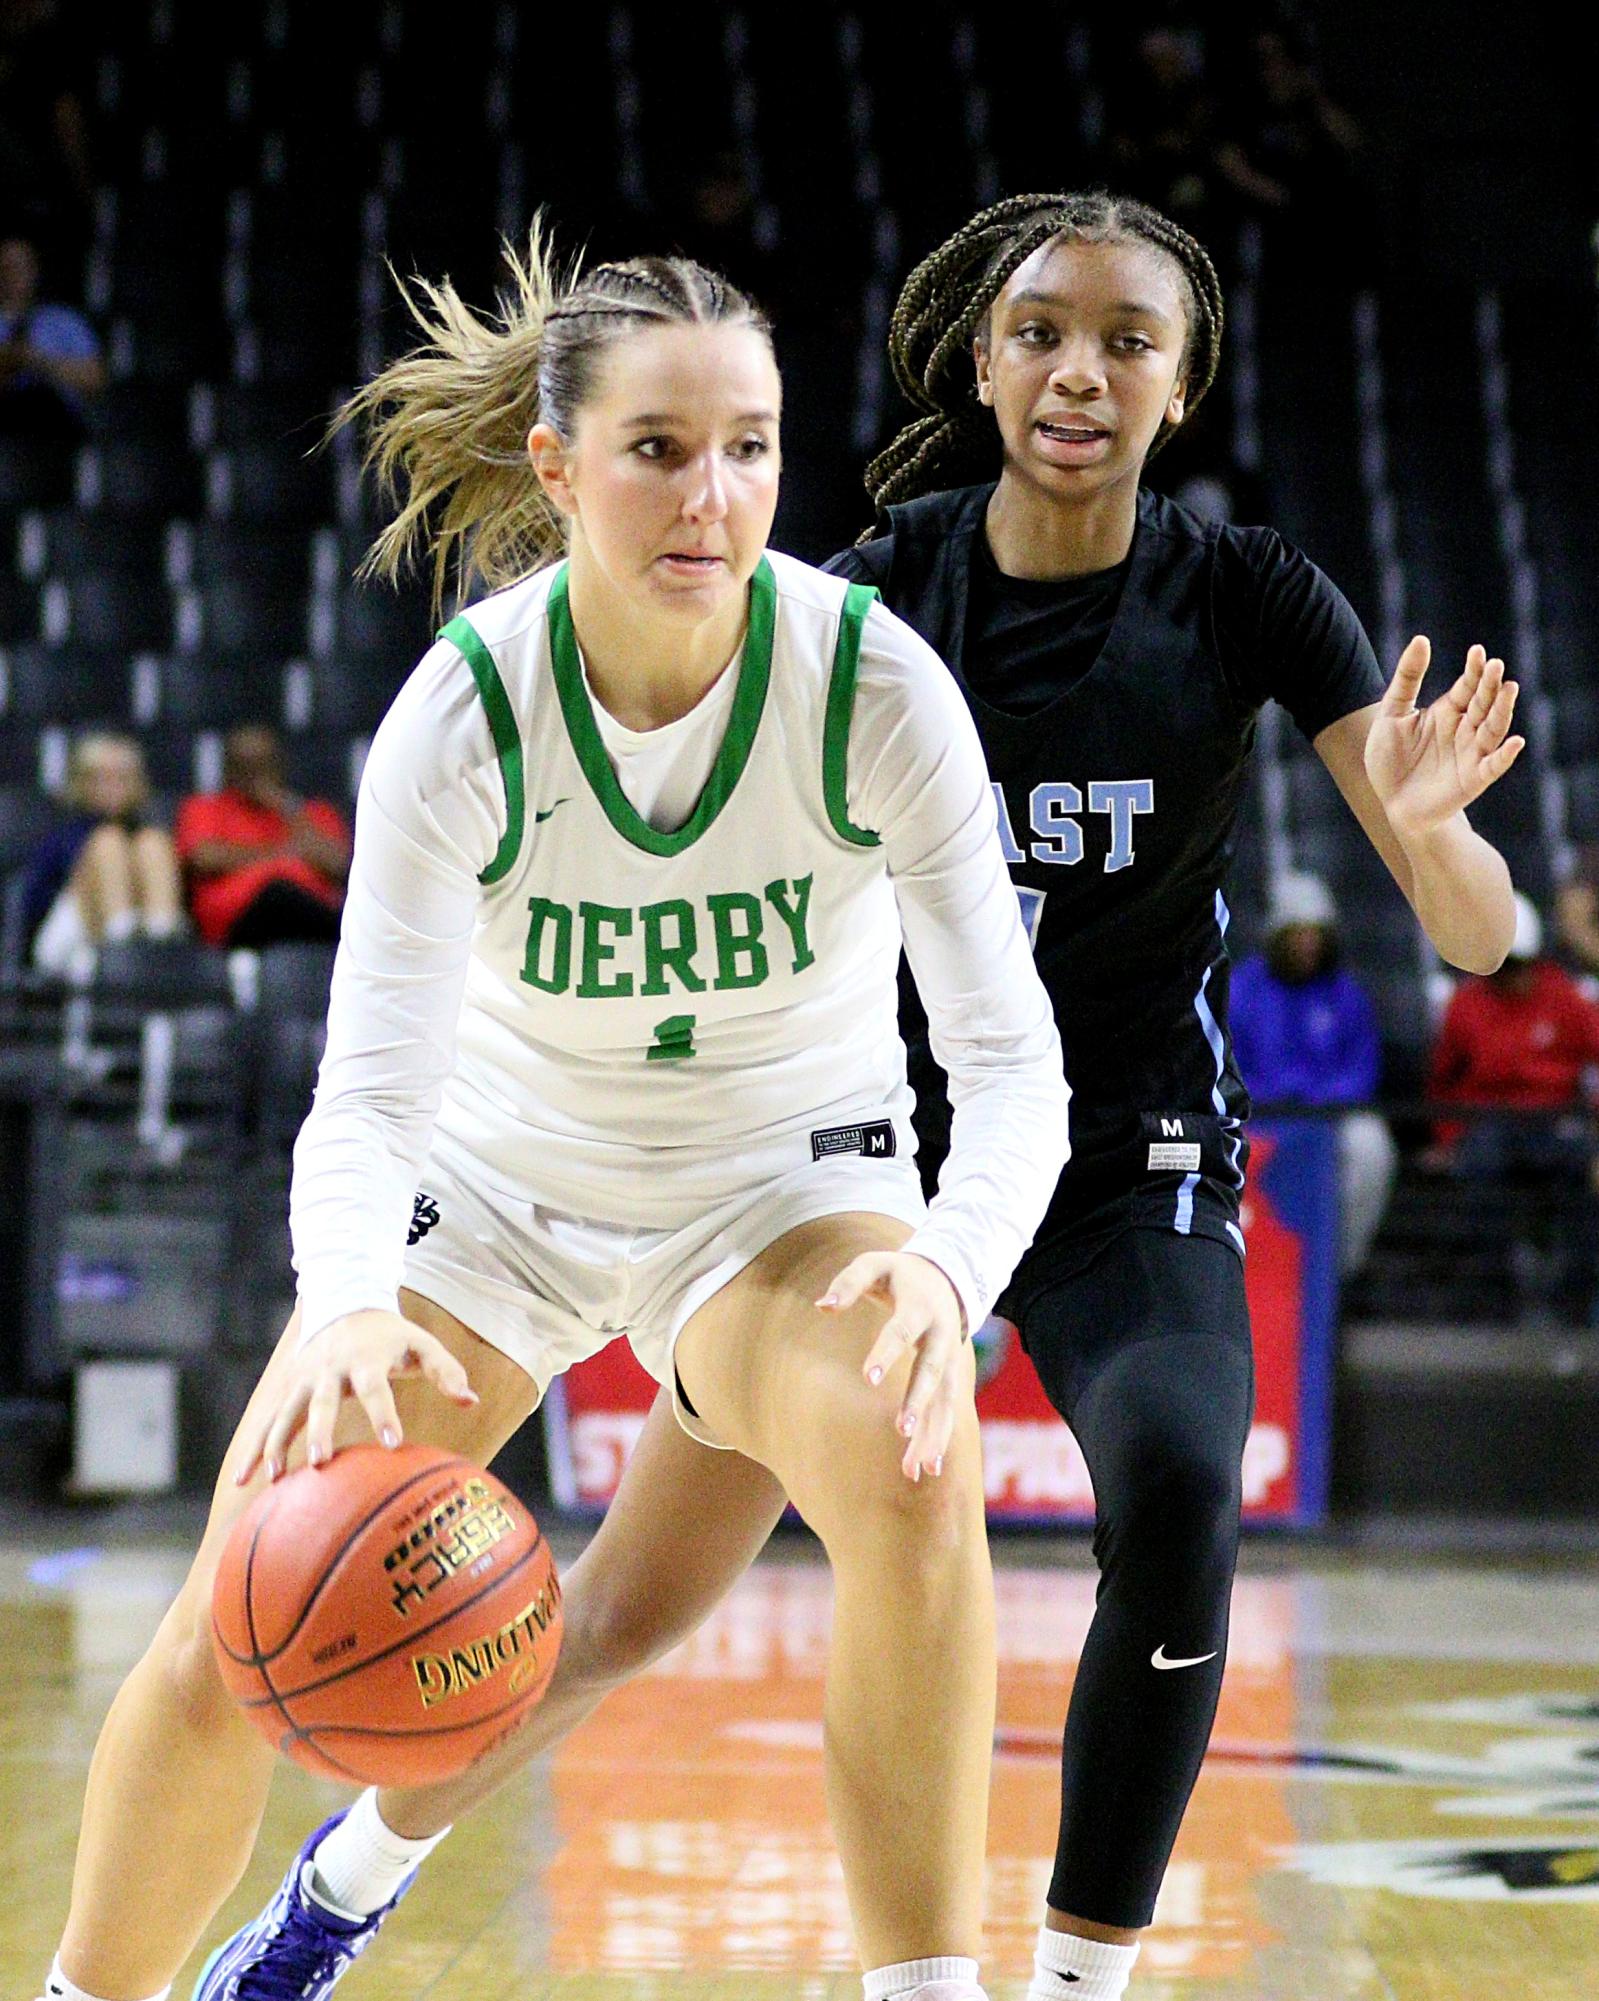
[1290,1837,1599,1901]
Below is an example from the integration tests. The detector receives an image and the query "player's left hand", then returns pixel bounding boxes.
[817,1252,968,1483]
[1365,637,1525,837]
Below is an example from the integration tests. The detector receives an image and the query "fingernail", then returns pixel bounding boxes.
[816,1293,838,1310]
[911,1462,922,1484]
[933,1455,944,1477]
[307,1443,324,1467]
[381,1425,399,1448]
[900,1412,917,1436]
[267,1458,282,1482]
[867,1366,883,1386]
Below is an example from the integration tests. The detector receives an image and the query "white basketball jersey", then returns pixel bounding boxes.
[429,550,910,1225]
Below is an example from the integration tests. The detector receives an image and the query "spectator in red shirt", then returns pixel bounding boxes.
[1429,892,1599,1321]
[174,725,350,949]
[1430,895,1599,1128]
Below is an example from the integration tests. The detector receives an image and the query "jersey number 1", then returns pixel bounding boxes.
[647,1013,697,1062]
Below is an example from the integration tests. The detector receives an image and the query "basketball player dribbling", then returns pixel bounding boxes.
[821,191,1523,1999]
[37,236,1070,2001]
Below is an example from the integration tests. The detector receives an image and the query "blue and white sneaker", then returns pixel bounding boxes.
[191,1811,416,2000]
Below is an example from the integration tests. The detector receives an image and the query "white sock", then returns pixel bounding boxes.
[1027,1926,1139,2001]
[44,1956,170,2001]
[141,910,182,939]
[102,908,139,942]
[309,1788,450,1917]
[864,1957,981,2001]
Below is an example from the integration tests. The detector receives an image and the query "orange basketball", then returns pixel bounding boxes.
[212,1443,562,1787]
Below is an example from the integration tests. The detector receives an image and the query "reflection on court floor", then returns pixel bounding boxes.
[5,1540,1599,1998]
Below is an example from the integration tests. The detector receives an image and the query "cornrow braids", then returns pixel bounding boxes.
[866,190,1224,521]
[333,225,771,617]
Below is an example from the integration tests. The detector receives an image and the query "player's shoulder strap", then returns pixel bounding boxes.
[864,482,991,669]
[823,579,882,848]
[438,610,525,887]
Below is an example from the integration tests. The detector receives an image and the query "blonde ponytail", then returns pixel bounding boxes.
[335,220,772,619]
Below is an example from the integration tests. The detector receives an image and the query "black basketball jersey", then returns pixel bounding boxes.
[826,482,1386,1268]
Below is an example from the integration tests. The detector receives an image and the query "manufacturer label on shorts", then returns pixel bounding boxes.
[811,1119,897,1161]
[1147,1142,1202,1172]
[408,1192,441,1245]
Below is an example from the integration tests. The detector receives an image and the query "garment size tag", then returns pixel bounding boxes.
[1147,1141,1202,1172]
[811,1119,896,1161]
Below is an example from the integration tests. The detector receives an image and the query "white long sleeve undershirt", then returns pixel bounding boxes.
[290,595,1070,1345]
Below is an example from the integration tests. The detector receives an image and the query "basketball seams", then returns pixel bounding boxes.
[233,1531,553,1706]
[282,1732,372,1785]
[292,1676,552,1749]
[236,1490,302,1749]
[210,1444,564,1787]
[213,1452,481,1668]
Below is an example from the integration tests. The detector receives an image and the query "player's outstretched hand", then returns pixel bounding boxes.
[817,1252,968,1483]
[1365,637,1525,837]
[233,1308,478,1485]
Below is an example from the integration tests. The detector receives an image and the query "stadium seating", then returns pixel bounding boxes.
[0,0,1590,1447]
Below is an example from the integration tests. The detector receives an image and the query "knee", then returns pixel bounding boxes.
[1097,1420,1242,1574]
[552,1562,687,1695]
[790,1385,983,1564]
[77,822,131,871]
[149,1571,239,1737]
[131,826,176,869]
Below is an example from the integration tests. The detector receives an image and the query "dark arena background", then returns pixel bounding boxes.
[2,4,1599,1998]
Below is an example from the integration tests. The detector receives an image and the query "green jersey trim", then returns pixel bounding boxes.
[545,557,776,858]
[439,612,525,886]
[823,582,882,848]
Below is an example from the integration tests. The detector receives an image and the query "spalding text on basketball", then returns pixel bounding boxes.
[412,1581,562,1709]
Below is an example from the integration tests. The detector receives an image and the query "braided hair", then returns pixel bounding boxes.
[335,221,771,616]
[865,191,1224,521]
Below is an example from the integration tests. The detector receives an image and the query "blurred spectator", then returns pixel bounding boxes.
[1102,29,1230,241]
[1101,27,1289,252]
[0,228,102,438]
[1428,893,1599,1322]
[0,0,91,273]
[1218,26,1368,268]
[1555,843,1599,980]
[1231,870,1397,1275]
[21,731,182,976]
[175,726,350,950]
[664,148,796,327]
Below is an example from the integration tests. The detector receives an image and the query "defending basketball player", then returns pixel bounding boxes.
[821,192,1523,2000]
[39,233,1069,2001]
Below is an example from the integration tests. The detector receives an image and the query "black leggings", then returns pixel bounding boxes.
[223,879,342,949]
[1009,1226,1253,1930]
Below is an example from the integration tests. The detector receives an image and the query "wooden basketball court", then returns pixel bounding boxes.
[5,1529,1598,1999]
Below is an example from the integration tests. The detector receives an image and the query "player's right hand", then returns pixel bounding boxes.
[233,1308,478,1486]
[817,1250,969,1483]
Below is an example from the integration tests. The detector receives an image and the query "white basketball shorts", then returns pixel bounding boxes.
[394,1126,928,1446]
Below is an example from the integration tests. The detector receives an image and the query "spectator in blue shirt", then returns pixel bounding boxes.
[0,227,101,437]
[1232,870,1397,1275]
[22,731,182,976]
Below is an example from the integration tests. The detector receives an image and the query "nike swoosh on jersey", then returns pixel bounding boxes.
[1151,1644,1219,1670]
[534,798,571,823]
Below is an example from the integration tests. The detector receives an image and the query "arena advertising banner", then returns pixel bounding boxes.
[543,1117,1337,1526]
